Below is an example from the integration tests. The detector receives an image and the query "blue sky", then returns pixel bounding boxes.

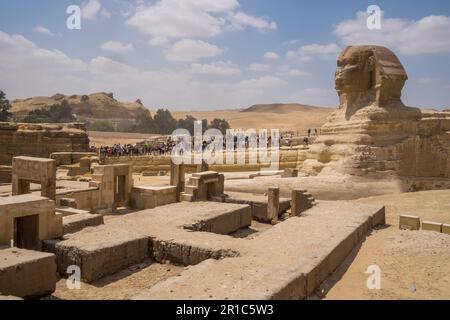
[0,0,449,110]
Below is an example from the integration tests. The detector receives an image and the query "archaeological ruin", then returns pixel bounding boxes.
[1,45,450,301]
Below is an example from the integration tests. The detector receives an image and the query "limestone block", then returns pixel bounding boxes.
[63,213,104,235]
[267,187,280,221]
[55,235,149,283]
[0,195,62,249]
[131,186,177,210]
[399,215,420,231]
[422,221,443,233]
[291,189,303,217]
[442,224,450,235]
[0,248,56,298]
[0,123,89,165]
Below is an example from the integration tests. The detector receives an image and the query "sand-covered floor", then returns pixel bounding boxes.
[50,188,450,300]
[321,190,450,300]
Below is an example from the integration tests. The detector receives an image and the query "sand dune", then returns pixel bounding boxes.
[172,103,334,133]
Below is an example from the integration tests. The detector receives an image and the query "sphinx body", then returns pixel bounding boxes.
[298,45,450,189]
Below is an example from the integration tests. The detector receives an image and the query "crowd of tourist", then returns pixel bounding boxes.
[91,129,320,158]
[93,140,176,158]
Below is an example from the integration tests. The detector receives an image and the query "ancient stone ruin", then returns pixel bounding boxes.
[298,45,450,188]
[1,45,449,301]
[0,123,89,166]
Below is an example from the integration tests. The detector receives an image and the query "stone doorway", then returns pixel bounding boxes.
[14,215,40,250]
[115,175,127,204]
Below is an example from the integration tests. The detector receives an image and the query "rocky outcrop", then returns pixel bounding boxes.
[11,92,151,121]
[298,45,450,181]
[0,122,89,165]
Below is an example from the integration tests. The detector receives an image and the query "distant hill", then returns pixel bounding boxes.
[11,92,151,120]
[172,103,334,132]
[241,103,331,114]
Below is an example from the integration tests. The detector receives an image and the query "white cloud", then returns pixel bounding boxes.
[101,41,135,54]
[264,52,280,60]
[101,8,112,19]
[287,43,341,63]
[239,76,287,90]
[32,25,58,37]
[126,0,276,43]
[228,11,277,31]
[282,39,300,46]
[276,65,308,77]
[334,12,450,55]
[149,37,169,47]
[81,0,102,20]
[248,63,270,72]
[0,30,337,110]
[164,39,222,62]
[188,61,240,76]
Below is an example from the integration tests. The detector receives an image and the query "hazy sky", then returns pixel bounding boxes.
[0,0,450,110]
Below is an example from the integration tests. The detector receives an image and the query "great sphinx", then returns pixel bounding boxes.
[298,45,450,187]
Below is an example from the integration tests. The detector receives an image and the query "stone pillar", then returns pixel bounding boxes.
[170,162,185,202]
[291,189,304,217]
[217,174,225,195]
[40,160,56,201]
[267,187,280,221]
[12,177,30,196]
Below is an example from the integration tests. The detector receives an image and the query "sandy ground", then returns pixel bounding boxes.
[172,107,332,132]
[88,131,159,147]
[319,190,450,300]
[53,260,184,300]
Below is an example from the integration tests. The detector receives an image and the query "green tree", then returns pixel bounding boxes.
[177,115,198,135]
[52,100,75,122]
[131,109,155,133]
[0,90,12,122]
[87,120,115,132]
[153,109,177,134]
[208,118,231,134]
[23,100,75,123]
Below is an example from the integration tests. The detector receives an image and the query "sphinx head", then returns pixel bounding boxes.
[335,45,408,113]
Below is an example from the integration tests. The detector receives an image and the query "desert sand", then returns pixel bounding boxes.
[172,104,333,132]
[88,131,160,147]
[320,190,450,300]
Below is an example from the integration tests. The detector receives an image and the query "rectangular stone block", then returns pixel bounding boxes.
[185,204,252,235]
[291,189,303,217]
[399,215,420,230]
[131,186,177,210]
[422,221,443,233]
[55,235,149,283]
[267,187,280,221]
[0,248,56,298]
[442,224,450,235]
[63,213,104,235]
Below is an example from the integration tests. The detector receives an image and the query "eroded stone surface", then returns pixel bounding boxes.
[133,202,385,300]
[0,248,56,298]
[297,45,450,182]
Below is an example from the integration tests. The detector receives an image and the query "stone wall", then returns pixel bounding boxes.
[0,122,89,165]
[101,148,300,173]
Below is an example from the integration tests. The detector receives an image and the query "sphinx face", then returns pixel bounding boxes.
[335,48,374,94]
